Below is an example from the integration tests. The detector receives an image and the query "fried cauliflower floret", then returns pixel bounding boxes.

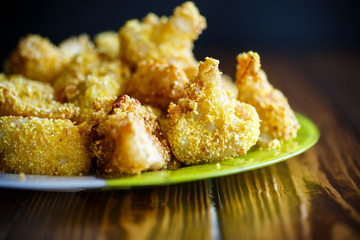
[53,52,122,102]
[0,116,91,175]
[53,52,125,123]
[236,51,300,147]
[0,74,79,120]
[167,58,260,164]
[119,1,206,78]
[94,31,120,58]
[125,60,188,109]
[90,95,171,174]
[58,34,95,60]
[5,34,67,83]
[72,74,121,123]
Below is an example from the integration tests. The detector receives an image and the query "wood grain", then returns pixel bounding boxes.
[0,52,359,240]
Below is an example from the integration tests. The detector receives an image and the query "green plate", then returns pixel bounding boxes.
[0,112,319,191]
[105,112,319,189]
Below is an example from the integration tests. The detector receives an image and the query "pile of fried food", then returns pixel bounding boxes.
[0,2,299,176]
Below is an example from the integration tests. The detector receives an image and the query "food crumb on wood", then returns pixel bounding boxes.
[19,172,26,180]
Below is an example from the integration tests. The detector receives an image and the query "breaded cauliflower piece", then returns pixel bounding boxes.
[90,95,171,174]
[0,74,79,120]
[167,58,260,164]
[0,116,91,175]
[125,60,188,109]
[236,51,300,147]
[72,74,121,123]
[53,52,126,123]
[58,34,95,60]
[119,1,206,78]
[94,31,120,59]
[5,35,67,83]
[53,52,122,102]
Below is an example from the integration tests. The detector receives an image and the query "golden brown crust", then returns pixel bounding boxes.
[94,31,120,59]
[0,116,91,175]
[236,51,300,147]
[167,58,260,164]
[0,3,302,176]
[72,74,122,123]
[90,95,171,174]
[58,34,95,60]
[52,52,126,123]
[5,35,67,83]
[119,1,206,78]
[53,52,122,102]
[125,60,188,109]
[0,74,79,120]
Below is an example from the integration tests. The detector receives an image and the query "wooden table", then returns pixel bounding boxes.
[0,50,359,240]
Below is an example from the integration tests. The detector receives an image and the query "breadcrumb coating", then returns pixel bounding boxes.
[94,31,120,59]
[72,74,121,123]
[0,74,79,120]
[58,34,95,60]
[53,52,126,123]
[0,4,303,176]
[0,116,91,175]
[5,35,67,83]
[167,57,260,164]
[119,1,206,78]
[125,60,188,109]
[236,51,300,147]
[53,52,122,102]
[90,95,171,174]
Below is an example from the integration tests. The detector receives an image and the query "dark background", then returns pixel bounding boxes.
[0,0,359,70]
